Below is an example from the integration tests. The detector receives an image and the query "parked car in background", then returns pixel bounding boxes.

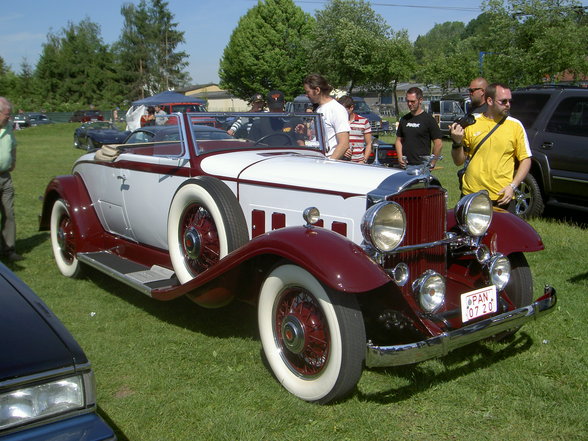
[27,112,54,127]
[285,94,390,133]
[0,263,115,440]
[509,84,588,218]
[123,124,233,144]
[428,97,466,137]
[74,122,131,151]
[70,110,104,123]
[40,111,556,404]
[367,138,399,166]
[12,113,30,129]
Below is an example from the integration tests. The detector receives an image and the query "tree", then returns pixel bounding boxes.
[36,19,121,110]
[476,0,588,85]
[115,0,190,100]
[309,0,392,92]
[366,30,415,116]
[219,0,314,100]
[413,21,479,92]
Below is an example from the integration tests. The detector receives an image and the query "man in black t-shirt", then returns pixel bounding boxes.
[395,87,442,168]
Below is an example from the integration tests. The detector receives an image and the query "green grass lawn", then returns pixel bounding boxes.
[8,124,588,441]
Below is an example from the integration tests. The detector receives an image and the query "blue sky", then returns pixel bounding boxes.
[0,0,485,85]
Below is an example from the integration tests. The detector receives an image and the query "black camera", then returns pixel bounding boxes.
[454,113,476,129]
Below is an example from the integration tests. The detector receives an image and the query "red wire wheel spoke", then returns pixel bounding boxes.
[275,288,330,377]
[58,215,76,263]
[181,204,220,274]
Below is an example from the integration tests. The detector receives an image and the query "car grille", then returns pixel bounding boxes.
[387,188,447,290]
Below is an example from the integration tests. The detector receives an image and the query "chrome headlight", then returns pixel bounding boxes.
[303,206,320,226]
[488,254,511,290]
[455,191,493,237]
[413,270,446,313]
[361,202,406,252]
[0,374,91,431]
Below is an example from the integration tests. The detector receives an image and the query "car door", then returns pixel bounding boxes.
[118,133,189,250]
[538,95,588,203]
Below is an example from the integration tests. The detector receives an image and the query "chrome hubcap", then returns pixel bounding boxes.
[281,316,305,354]
[183,227,201,260]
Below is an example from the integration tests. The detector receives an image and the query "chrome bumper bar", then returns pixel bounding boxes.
[365,286,557,368]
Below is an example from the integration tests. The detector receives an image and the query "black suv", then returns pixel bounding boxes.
[509,85,588,218]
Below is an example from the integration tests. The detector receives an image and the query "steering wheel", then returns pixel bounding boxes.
[253,132,295,147]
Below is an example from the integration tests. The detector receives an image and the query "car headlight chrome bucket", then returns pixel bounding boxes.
[413,270,446,313]
[455,191,493,237]
[361,202,406,252]
[488,254,511,290]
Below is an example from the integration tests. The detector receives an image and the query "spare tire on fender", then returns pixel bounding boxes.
[167,176,249,284]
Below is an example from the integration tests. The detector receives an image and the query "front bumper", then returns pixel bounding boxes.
[365,286,557,368]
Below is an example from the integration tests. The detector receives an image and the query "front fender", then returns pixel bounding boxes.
[448,209,544,255]
[39,174,104,253]
[158,226,392,301]
[247,226,391,293]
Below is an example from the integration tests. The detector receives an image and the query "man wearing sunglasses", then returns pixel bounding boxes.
[450,83,531,213]
[468,77,488,114]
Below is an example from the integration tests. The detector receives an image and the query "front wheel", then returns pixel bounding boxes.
[498,252,533,339]
[258,264,366,403]
[50,199,82,278]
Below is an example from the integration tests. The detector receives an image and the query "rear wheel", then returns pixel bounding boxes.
[514,174,544,219]
[258,264,365,403]
[50,199,82,278]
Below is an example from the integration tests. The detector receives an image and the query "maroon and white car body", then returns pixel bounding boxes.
[40,112,556,404]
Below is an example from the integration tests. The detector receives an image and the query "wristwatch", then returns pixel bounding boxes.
[452,142,462,150]
[509,183,517,190]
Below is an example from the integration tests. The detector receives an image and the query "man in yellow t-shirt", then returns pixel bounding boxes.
[450,83,531,212]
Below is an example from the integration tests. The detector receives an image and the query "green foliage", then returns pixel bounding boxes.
[477,0,588,85]
[413,21,479,91]
[219,0,314,100]
[309,0,397,91]
[35,19,123,110]
[10,125,588,440]
[114,0,190,100]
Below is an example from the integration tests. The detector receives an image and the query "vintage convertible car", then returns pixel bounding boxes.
[40,111,556,404]
[74,122,131,151]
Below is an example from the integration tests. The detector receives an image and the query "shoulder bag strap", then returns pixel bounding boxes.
[468,115,507,162]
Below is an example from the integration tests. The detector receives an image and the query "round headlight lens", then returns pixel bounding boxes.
[488,254,511,290]
[413,270,446,313]
[455,191,493,237]
[303,207,320,225]
[361,202,406,252]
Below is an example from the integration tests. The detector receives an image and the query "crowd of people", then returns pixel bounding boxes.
[1,75,530,261]
[231,73,529,214]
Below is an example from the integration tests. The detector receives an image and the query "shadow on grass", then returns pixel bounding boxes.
[97,405,130,441]
[84,266,259,340]
[356,333,534,404]
[543,205,588,229]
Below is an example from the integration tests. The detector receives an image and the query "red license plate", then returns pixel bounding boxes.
[461,285,497,323]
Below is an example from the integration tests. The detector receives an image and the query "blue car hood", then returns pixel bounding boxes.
[0,271,84,381]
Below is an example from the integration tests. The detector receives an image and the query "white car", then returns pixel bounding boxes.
[40,111,556,404]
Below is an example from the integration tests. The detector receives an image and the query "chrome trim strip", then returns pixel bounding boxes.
[365,288,557,368]
[77,253,153,297]
[0,364,91,390]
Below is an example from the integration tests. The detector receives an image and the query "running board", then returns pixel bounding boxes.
[77,252,180,296]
